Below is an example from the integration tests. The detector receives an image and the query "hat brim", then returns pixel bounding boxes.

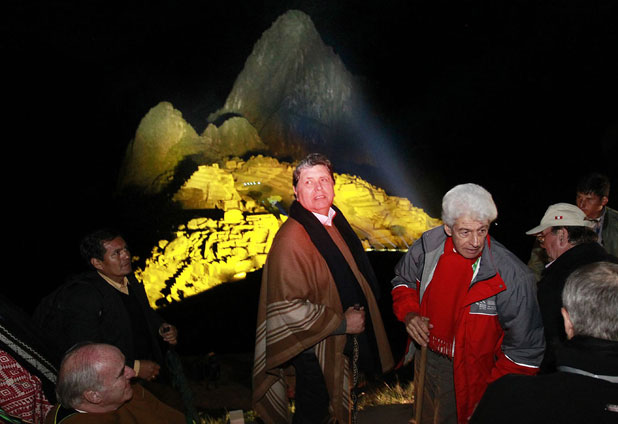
[525,225,549,235]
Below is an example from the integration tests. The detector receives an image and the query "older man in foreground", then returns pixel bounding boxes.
[252,153,394,424]
[45,343,185,424]
[471,261,618,424]
[391,183,545,424]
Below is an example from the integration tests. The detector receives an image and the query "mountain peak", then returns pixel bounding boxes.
[213,9,359,161]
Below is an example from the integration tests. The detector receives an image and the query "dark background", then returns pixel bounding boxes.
[3,1,617,352]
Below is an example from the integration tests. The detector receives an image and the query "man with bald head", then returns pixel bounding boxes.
[45,343,185,424]
[471,261,618,423]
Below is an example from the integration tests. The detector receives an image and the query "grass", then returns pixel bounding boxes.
[195,377,415,423]
[357,377,415,409]
[197,409,259,424]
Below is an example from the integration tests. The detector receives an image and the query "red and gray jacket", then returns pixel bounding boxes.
[391,226,545,423]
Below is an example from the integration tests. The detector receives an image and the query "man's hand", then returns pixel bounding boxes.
[159,323,178,345]
[344,306,365,334]
[138,360,160,381]
[405,312,432,346]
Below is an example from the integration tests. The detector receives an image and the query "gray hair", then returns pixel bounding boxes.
[562,261,618,341]
[292,153,334,187]
[441,183,498,227]
[55,343,111,408]
[550,226,599,246]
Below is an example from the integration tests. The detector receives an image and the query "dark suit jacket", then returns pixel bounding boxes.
[59,271,165,367]
[536,242,618,373]
[471,337,618,424]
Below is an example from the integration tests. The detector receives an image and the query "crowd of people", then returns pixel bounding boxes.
[0,154,616,424]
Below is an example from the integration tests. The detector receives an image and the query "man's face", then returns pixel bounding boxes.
[537,227,566,262]
[92,237,132,283]
[444,216,489,259]
[576,192,607,220]
[97,348,135,410]
[293,164,335,216]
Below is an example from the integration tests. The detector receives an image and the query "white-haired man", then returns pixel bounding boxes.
[45,343,185,424]
[391,183,545,424]
[471,261,618,424]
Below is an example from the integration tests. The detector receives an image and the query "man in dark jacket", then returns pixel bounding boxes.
[471,261,618,424]
[525,203,618,373]
[575,172,618,257]
[58,229,178,383]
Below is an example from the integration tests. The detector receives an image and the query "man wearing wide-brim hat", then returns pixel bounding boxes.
[525,203,618,373]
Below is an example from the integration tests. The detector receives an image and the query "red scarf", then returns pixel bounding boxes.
[420,237,478,357]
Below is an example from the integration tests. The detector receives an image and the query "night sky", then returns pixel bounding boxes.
[4,1,617,310]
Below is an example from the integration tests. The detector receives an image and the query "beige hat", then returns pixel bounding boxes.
[525,203,593,235]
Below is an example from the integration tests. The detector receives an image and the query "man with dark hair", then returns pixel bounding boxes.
[45,343,185,423]
[58,229,178,384]
[576,172,618,256]
[525,203,618,373]
[252,153,394,424]
[471,261,618,424]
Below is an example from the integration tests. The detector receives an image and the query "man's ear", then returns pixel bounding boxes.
[83,390,102,405]
[601,196,609,207]
[561,307,575,340]
[444,224,453,236]
[90,258,103,271]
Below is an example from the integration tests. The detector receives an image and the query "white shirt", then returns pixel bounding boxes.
[312,207,337,226]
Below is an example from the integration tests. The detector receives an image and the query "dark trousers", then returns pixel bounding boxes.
[292,351,331,424]
[415,348,457,424]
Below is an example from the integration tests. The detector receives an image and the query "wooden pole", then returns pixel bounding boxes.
[414,345,428,424]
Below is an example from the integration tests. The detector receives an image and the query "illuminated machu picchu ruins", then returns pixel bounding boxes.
[118,10,444,308]
[135,155,441,308]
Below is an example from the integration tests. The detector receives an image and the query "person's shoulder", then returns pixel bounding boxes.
[471,374,552,423]
[487,238,535,283]
[126,384,186,422]
[422,225,445,241]
[44,404,83,424]
[66,270,104,285]
[605,205,618,217]
[413,225,445,252]
[63,271,110,300]
[270,218,311,249]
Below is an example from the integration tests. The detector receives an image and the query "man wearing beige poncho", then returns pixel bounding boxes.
[252,153,394,424]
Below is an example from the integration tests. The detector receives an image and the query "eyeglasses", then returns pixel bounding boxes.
[536,229,553,244]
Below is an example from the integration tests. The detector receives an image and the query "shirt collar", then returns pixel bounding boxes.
[312,207,337,226]
[586,207,606,223]
[97,271,129,294]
